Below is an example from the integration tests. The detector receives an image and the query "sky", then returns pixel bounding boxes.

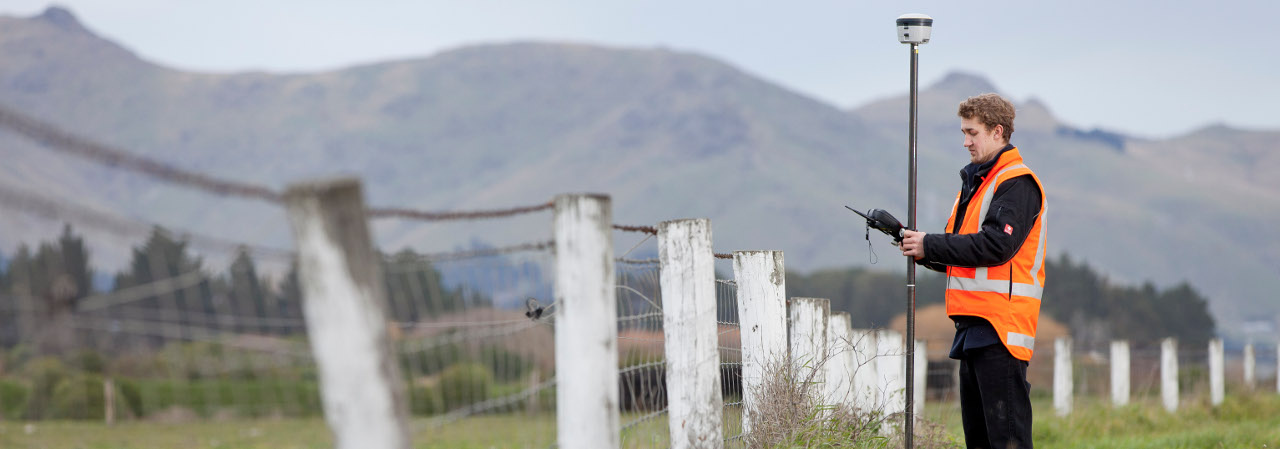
[3,1,1278,139]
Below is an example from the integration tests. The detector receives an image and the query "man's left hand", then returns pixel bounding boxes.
[901,230,926,260]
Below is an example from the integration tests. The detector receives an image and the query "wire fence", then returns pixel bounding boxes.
[388,242,558,448]
[715,274,745,446]
[6,101,1280,449]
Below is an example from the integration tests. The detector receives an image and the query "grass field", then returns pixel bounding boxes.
[2,395,1279,448]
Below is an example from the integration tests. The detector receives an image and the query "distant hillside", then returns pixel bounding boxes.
[1,7,1277,339]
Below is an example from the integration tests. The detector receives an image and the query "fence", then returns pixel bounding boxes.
[2,104,1279,448]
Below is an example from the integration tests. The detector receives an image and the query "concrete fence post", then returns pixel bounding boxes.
[825,312,853,407]
[283,178,410,449]
[552,194,620,449]
[659,219,721,449]
[790,298,830,401]
[1209,338,1224,406]
[1054,338,1072,417]
[913,339,927,419]
[733,250,787,435]
[851,329,879,413]
[1161,338,1179,413]
[876,329,905,417]
[1110,340,1130,407]
[1244,343,1256,390]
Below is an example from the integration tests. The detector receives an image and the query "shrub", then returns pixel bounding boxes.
[51,373,105,420]
[409,384,443,416]
[0,378,30,419]
[439,363,492,411]
[73,350,107,374]
[21,356,69,419]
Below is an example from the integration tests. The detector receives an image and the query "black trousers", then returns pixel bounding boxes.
[958,344,1033,449]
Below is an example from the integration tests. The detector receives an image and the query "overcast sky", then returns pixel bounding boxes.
[4,1,1277,138]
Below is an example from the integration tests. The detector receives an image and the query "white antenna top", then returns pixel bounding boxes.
[896,13,933,44]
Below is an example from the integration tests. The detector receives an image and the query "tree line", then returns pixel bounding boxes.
[0,224,479,356]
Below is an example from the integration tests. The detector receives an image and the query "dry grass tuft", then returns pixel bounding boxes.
[743,350,960,449]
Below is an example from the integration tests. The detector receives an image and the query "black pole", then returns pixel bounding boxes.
[905,42,919,449]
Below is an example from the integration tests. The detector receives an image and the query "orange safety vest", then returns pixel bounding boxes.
[943,147,1047,361]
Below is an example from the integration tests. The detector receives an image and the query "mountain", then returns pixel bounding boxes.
[2,7,1276,339]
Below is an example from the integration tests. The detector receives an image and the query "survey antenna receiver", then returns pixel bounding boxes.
[896,13,933,44]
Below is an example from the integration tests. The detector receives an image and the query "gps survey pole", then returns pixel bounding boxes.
[897,13,932,449]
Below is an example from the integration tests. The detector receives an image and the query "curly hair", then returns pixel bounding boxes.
[957,93,1015,142]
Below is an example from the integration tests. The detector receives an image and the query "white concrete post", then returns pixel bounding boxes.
[733,250,787,435]
[789,298,830,400]
[659,219,721,449]
[1244,343,1256,390]
[851,329,879,412]
[1110,340,1130,407]
[825,312,853,407]
[876,329,905,417]
[1161,338,1179,413]
[283,178,410,449]
[1209,338,1224,406]
[913,340,927,419]
[1054,338,1073,417]
[552,194,620,449]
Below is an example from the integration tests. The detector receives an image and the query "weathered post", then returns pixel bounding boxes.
[913,339,927,419]
[1209,338,1224,406]
[659,219,721,449]
[1244,342,1256,390]
[851,329,879,412]
[104,377,115,426]
[733,250,787,435]
[790,298,830,400]
[1054,338,1072,417]
[1161,338,1179,413]
[283,178,409,449]
[552,194,620,449]
[1110,340,1130,407]
[826,312,853,407]
[876,329,905,417]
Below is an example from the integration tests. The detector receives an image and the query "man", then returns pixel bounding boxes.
[900,93,1046,449]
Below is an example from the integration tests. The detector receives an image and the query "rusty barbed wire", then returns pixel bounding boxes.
[616,258,660,265]
[0,104,559,221]
[613,224,658,235]
[367,201,553,221]
[386,240,554,264]
[0,181,296,261]
[0,104,285,203]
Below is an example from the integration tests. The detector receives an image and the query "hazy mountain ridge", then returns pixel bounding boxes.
[2,7,1276,337]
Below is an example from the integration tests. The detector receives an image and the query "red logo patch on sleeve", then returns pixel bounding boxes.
[1004,224,1014,235]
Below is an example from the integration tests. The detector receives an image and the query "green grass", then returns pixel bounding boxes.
[922,393,1280,448]
[3,395,1279,448]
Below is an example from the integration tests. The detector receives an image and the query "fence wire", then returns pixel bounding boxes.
[716,269,744,447]
[617,248,668,449]
[387,242,557,448]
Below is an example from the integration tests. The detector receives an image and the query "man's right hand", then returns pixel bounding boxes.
[901,229,926,260]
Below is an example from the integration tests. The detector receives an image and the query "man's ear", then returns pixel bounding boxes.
[992,124,1004,139]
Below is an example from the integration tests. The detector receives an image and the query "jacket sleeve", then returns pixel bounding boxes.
[920,175,1042,268]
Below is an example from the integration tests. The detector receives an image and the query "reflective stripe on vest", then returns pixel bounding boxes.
[949,276,1044,298]
[1008,332,1036,352]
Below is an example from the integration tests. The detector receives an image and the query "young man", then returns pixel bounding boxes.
[900,93,1046,449]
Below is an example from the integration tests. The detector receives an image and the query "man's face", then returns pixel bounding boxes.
[961,116,1005,164]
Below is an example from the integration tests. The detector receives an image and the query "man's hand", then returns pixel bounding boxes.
[901,229,926,260]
